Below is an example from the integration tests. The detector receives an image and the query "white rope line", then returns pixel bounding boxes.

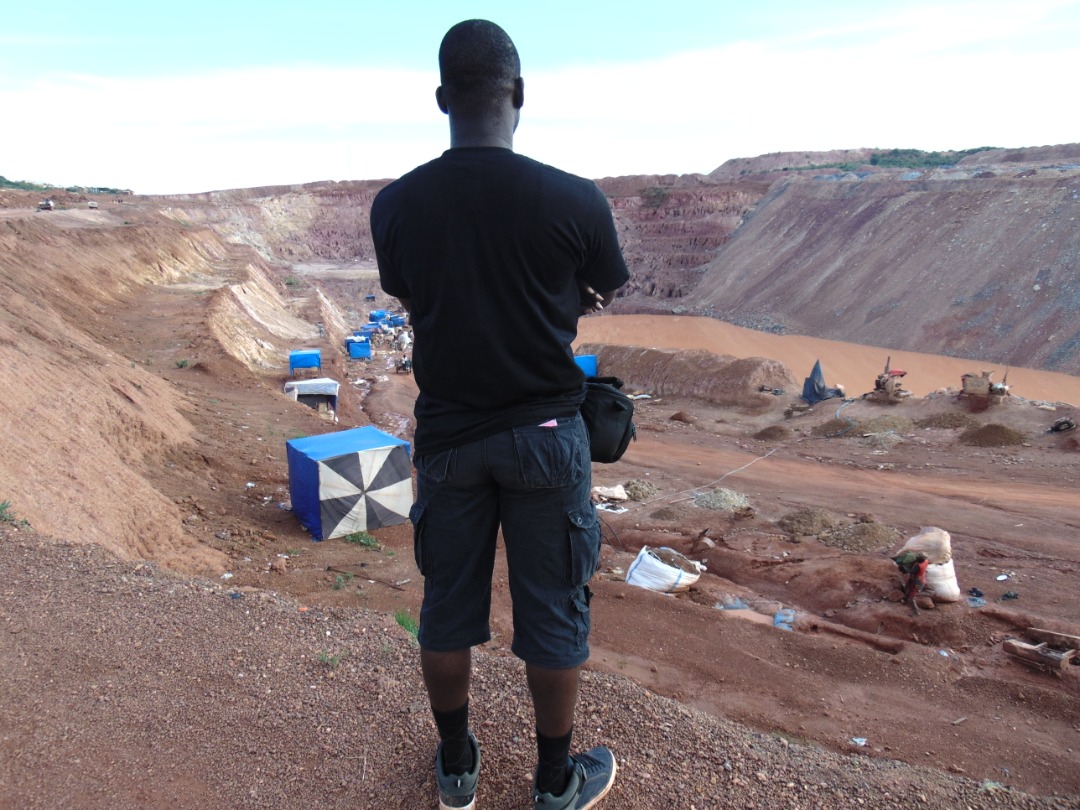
[640,446,781,506]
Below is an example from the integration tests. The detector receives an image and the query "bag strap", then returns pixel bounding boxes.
[586,375,625,390]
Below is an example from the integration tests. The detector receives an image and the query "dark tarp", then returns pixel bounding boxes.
[801,360,844,405]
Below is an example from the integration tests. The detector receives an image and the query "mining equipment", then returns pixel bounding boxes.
[959,369,1010,404]
[863,356,910,404]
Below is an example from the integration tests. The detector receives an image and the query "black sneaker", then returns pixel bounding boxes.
[435,730,480,810]
[533,746,617,809]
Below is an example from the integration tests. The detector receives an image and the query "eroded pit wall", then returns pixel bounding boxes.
[207,264,318,371]
[0,213,241,573]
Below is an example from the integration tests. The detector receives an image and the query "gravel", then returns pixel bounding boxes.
[0,527,1069,809]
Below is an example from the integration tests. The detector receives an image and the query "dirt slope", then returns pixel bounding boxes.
[688,150,1080,373]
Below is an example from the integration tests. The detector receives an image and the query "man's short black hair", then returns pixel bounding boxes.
[438,19,520,118]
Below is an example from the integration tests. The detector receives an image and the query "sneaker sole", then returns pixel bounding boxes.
[578,757,617,810]
[439,797,475,810]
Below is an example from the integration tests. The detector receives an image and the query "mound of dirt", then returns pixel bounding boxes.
[810,418,858,437]
[623,479,658,501]
[916,412,981,430]
[648,503,697,522]
[860,432,904,450]
[958,423,1027,446]
[820,521,903,553]
[693,488,750,511]
[578,343,795,410]
[752,424,789,441]
[777,508,844,536]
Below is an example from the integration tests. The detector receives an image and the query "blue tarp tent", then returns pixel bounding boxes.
[289,349,321,376]
[346,336,372,359]
[801,360,844,405]
[286,427,413,541]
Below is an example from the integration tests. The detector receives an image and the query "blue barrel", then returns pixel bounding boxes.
[574,354,598,377]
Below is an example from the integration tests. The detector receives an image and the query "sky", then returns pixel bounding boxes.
[2,0,1078,195]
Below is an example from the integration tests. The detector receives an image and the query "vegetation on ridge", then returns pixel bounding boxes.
[0,175,129,195]
[796,146,998,173]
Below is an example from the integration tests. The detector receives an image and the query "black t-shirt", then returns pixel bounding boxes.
[371,147,629,455]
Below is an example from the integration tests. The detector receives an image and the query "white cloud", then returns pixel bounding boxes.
[3,3,1077,193]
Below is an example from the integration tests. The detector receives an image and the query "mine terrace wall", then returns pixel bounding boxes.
[147,147,1080,374]
[694,166,1080,372]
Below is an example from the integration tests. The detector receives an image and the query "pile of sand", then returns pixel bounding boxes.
[693,488,751,512]
[811,418,858,437]
[916,412,980,430]
[958,423,1026,446]
[819,522,903,553]
[753,425,789,441]
[777,508,844,536]
[623,479,658,501]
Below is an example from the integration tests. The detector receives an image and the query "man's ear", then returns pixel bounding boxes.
[436,85,449,114]
[512,77,524,110]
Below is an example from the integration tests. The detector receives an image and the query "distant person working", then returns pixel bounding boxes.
[370,18,629,810]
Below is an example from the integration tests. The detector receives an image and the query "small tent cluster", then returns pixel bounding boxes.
[282,311,415,541]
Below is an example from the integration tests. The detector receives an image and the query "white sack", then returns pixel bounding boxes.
[625,546,705,594]
[924,559,962,602]
[900,526,952,564]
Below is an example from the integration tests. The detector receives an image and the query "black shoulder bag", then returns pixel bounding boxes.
[580,376,637,463]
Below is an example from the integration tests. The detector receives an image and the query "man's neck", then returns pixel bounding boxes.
[447,114,516,151]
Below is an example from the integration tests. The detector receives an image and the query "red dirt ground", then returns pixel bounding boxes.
[77,290,1080,798]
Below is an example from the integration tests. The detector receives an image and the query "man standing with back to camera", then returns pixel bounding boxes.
[370,18,629,810]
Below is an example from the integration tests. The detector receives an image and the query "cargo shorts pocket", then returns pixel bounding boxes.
[414,447,455,484]
[566,503,601,587]
[513,418,586,489]
[409,501,430,577]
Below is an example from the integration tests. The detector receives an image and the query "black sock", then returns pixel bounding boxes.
[535,727,574,796]
[433,702,473,775]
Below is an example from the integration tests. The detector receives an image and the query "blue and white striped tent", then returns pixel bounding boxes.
[286,427,412,540]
